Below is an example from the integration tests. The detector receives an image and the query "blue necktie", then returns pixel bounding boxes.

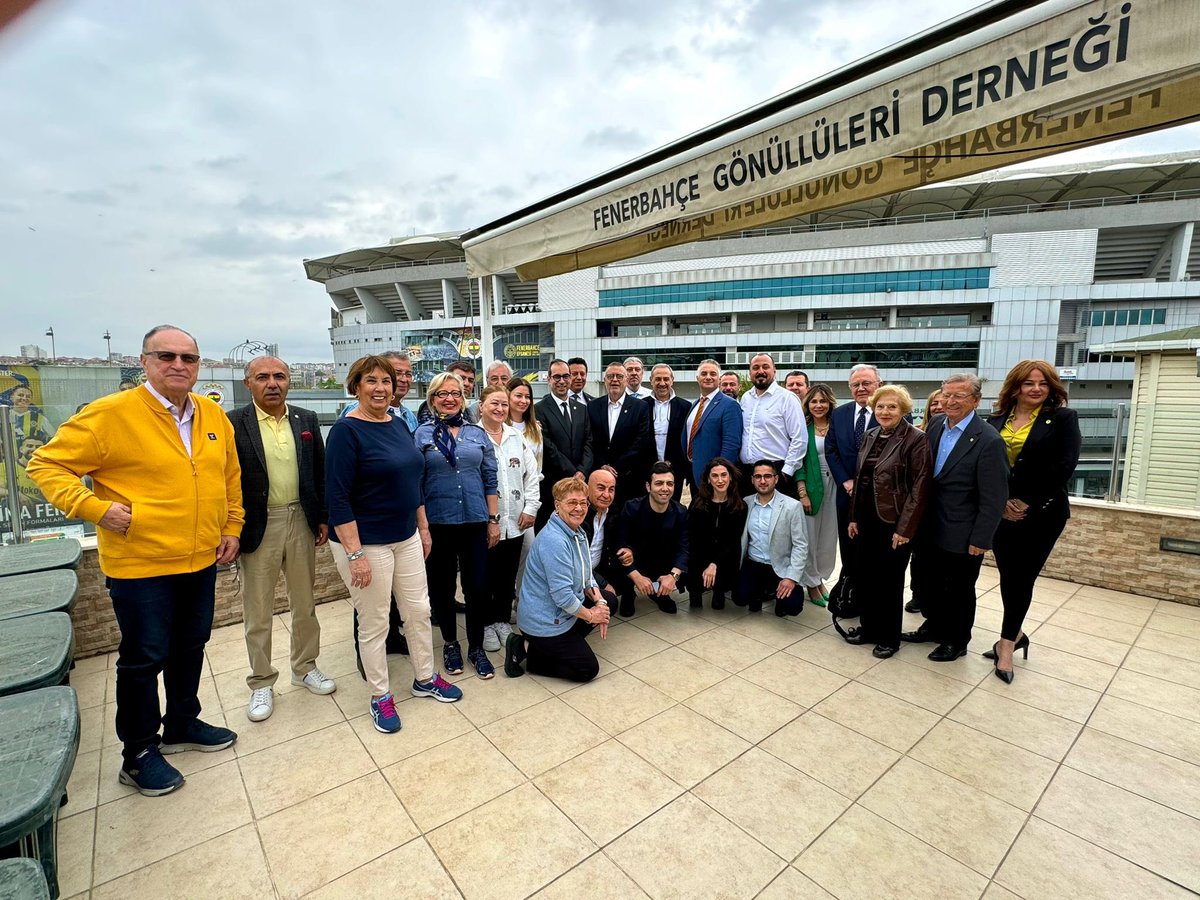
[853,406,867,451]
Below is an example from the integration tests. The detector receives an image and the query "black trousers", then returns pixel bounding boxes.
[992,509,1068,641]
[486,535,524,626]
[920,545,985,648]
[426,522,488,649]
[852,508,912,649]
[524,618,599,682]
[685,564,736,603]
[734,558,802,615]
[907,541,931,617]
[835,495,855,582]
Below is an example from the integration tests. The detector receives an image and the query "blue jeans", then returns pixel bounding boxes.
[108,565,216,761]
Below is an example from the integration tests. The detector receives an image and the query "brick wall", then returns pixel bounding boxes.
[71,545,349,659]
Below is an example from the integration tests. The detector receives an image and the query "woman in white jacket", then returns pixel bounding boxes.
[478,386,541,651]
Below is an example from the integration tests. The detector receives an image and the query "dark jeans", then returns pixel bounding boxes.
[852,508,912,648]
[426,522,488,649]
[486,535,524,625]
[107,565,216,761]
[734,557,802,615]
[992,509,1068,641]
[920,545,985,648]
[524,618,599,682]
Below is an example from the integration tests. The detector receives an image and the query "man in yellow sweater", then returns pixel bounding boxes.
[28,325,244,797]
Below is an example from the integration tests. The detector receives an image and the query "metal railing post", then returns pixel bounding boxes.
[0,406,25,544]
[1106,402,1127,502]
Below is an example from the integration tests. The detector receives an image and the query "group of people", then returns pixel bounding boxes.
[25,323,1081,798]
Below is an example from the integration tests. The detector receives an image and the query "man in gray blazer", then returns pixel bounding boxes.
[902,373,1008,661]
[735,459,809,615]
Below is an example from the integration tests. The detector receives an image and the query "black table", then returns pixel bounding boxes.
[0,571,78,622]
[0,541,82,579]
[0,858,50,900]
[0,614,73,697]
[0,687,79,900]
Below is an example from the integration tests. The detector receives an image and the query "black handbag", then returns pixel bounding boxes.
[827,570,861,638]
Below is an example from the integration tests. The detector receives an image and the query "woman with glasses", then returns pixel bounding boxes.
[415,372,500,679]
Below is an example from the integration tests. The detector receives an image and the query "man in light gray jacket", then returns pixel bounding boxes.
[736,459,809,616]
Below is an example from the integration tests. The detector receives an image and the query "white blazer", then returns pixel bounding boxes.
[491,423,541,539]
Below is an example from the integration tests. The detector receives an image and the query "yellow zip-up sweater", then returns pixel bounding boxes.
[27,386,244,578]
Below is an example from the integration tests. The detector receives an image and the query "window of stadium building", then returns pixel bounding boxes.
[598,267,991,307]
[1090,307,1167,326]
[814,342,980,369]
[600,351,725,370]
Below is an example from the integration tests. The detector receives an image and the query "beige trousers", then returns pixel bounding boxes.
[242,504,320,689]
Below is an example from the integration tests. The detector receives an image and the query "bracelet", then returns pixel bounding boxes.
[346,548,365,561]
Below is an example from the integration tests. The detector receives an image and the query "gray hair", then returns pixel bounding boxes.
[848,363,880,382]
[382,350,408,362]
[650,363,674,378]
[942,373,982,398]
[142,324,197,352]
[696,359,721,376]
[486,360,513,377]
[622,356,644,368]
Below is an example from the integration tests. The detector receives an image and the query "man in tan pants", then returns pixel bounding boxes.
[230,357,335,721]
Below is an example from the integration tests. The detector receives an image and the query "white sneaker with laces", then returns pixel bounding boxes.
[494,622,514,645]
[247,687,274,722]
[292,666,337,695]
[482,624,501,652]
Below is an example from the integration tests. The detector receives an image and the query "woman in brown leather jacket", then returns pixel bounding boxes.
[844,385,932,658]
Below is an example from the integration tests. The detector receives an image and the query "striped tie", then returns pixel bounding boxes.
[686,395,707,460]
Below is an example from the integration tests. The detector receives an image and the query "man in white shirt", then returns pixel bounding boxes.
[623,356,653,399]
[588,363,652,510]
[643,364,690,500]
[739,353,807,499]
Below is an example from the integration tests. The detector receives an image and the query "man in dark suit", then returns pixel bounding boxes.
[230,356,334,723]
[581,467,621,606]
[825,363,882,576]
[903,373,1008,661]
[684,359,743,489]
[534,358,593,531]
[644,364,692,500]
[589,361,653,510]
[567,357,595,405]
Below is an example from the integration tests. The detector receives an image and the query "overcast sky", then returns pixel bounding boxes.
[2,0,1197,361]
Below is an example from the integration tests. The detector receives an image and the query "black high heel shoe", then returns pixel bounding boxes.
[982,633,1030,660]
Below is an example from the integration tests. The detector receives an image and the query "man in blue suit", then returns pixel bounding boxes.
[825,364,883,576]
[682,359,743,489]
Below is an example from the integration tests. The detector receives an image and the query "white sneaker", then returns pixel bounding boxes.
[247,687,274,722]
[292,666,337,695]
[482,625,501,652]
[494,622,514,645]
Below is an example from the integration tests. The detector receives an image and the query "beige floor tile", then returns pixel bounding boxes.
[1074,585,1158,607]
[796,805,987,900]
[307,837,463,900]
[683,675,803,743]
[1061,593,1154,625]
[739,651,849,709]
[534,739,683,845]
[382,730,524,831]
[559,669,675,735]
[1088,695,1200,766]
[616,705,750,788]
[482,697,607,777]
[532,852,649,899]
[1144,610,1200,640]
[427,782,594,900]
[454,670,555,727]
[1035,767,1200,892]
[212,665,308,712]
[856,657,974,715]
[591,625,672,668]
[694,747,850,860]
[72,653,109,676]
[759,712,899,799]
[628,609,719,644]
[981,885,1024,900]
[891,641,995,684]
[623,646,730,701]
[1154,600,1200,621]
[1122,646,1200,685]
[1065,727,1200,820]
[860,757,1026,875]
[783,601,835,632]
[1106,668,1200,724]
[1032,624,1129,665]
[724,612,816,649]
[57,810,94,899]
[948,689,1082,761]
[205,632,287,676]
[606,793,783,899]
[977,666,1101,723]
[62,749,100,816]
[92,760,251,884]
[228,687,345,757]
[676,626,777,673]
[996,817,1192,900]
[91,824,272,900]
[527,654,619,696]
[205,618,251,646]
[71,669,107,711]
[239,721,375,818]
[348,696,474,768]
[909,719,1058,812]
[97,730,238,806]
[258,772,417,899]
[783,631,883,678]
[757,866,837,899]
[1136,628,1200,662]
[812,681,938,753]
[308,637,367,680]
[1013,643,1117,691]
[1046,608,1143,643]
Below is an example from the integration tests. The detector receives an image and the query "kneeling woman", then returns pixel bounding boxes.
[504,478,611,682]
[845,385,931,658]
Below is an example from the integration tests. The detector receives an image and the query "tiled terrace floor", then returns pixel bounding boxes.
[56,569,1200,899]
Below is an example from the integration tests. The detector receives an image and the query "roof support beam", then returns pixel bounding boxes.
[394,283,424,321]
[1170,222,1194,282]
[352,287,396,324]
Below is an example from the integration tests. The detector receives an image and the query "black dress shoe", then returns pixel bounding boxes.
[872,644,898,659]
[689,595,703,609]
[711,593,726,610]
[928,643,967,662]
[904,599,921,614]
[618,595,636,618]
[900,627,934,643]
[654,596,678,614]
[454,600,468,615]
[843,627,869,646]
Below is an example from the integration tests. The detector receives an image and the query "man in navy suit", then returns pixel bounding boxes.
[589,362,652,510]
[644,364,692,500]
[902,373,1008,661]
[825,363,883,576]
[682,359,743,489]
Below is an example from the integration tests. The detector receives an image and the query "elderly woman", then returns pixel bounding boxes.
[477,385,540,652]
[415,372,500,679]
[843,385,931,658]
[800,384,837,606]
[984,360,1081,683]
[686,457,746,610]
[326,355,461,734]
[505,478,610,682]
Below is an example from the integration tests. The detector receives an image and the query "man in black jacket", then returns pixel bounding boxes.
[535,358,593,531]
[589,362,653,511]
[643,363,692,501]
[612,462,690,616]
[230,357,334,723]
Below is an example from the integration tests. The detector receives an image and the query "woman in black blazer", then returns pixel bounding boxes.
[984,360,1081,683]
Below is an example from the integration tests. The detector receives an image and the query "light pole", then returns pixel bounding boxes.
[103,330,112,363]
[45,326,55,363]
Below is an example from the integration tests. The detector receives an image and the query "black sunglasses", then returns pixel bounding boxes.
[146,351,201,364]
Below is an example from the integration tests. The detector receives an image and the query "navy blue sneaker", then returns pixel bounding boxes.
[468,646,495,680]
[160,719,237,754]
[119,746,184,796]
[370,693,402,733]
[411,673,463,702]
[443,640,464,675]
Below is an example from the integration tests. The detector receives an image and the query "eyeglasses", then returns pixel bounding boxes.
[549,373,571,381]
[392,371,413,380]
[146,351,200,364]
[849,380,879,389]
[751,473,777,480]
[558,499,589,508]
[432,390,463,400]
[941,392,974,402]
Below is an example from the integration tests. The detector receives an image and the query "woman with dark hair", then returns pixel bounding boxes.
[984,359,1081,683]
[799,384,837,606]
[505,377,543,470]
[686,456,747,610]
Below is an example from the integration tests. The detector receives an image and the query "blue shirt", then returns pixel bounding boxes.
[518,512,597,637]
[747,494,776,564]
[934,410,976,476]
[325,416,423,545]
[414,422,498,525]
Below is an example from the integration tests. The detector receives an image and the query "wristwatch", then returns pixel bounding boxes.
[346,548,365,561]
[488,514,501,524]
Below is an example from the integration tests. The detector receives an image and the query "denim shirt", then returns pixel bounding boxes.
[414,421,498,525]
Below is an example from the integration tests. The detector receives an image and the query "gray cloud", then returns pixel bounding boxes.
[584,126,649,152]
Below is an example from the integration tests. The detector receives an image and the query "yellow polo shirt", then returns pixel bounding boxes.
[256,404,300,507]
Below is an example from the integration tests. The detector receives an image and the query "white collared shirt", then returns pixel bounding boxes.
[144,382,195,456]
[607,396,624,439]
[590,507,607,569]
[739,382,807,476]
[652,392,675,461]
